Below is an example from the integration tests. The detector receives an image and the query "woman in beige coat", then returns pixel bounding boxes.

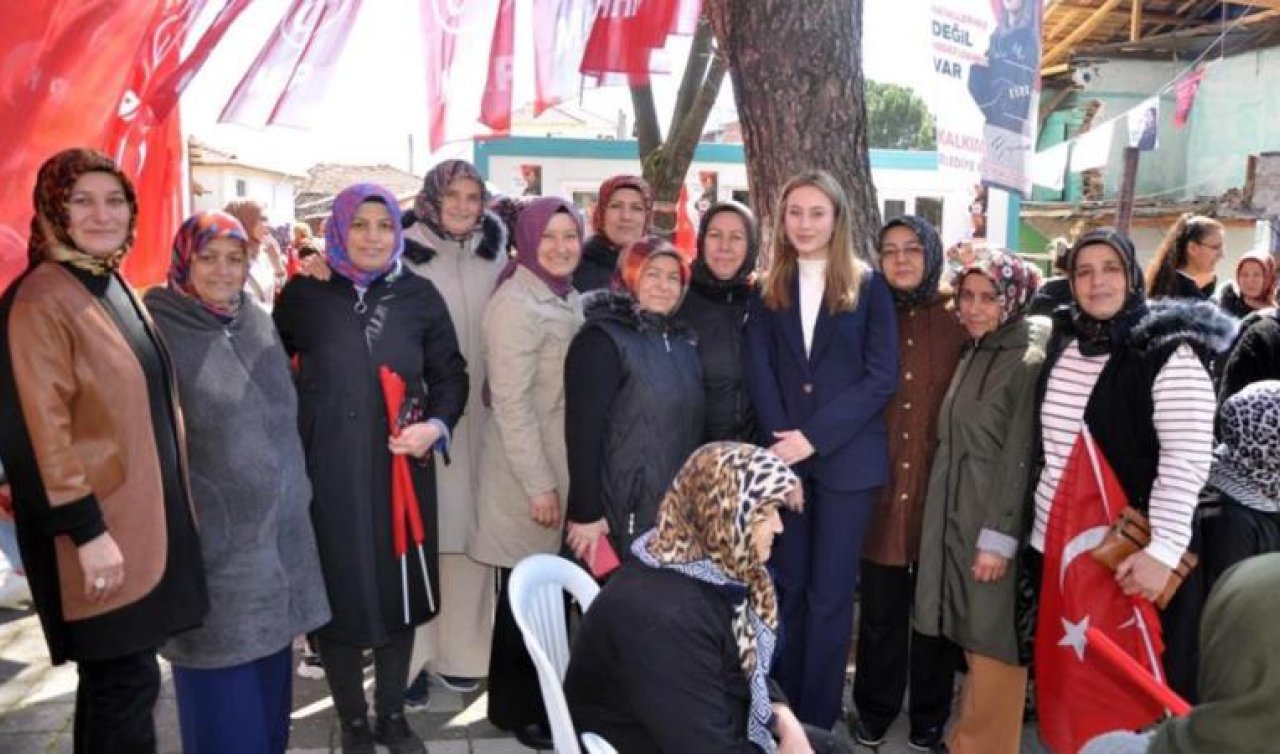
[469,197,584,749]
[400,160,510,701]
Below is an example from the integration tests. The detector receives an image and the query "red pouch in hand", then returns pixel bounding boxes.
[591,535,621,579]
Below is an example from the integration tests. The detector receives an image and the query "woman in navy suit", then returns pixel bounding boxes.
[743,169,898,728]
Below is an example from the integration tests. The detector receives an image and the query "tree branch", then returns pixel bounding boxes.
[665,51,727,172]
[668,17,714,137]
[630,84,662,161]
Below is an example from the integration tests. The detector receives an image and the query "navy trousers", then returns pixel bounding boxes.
[172,645,293,754]
[770,482,877,729]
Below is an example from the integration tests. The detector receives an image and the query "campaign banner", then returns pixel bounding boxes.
[930,0,1041,197]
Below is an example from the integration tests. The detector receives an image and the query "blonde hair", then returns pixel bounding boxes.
[762,170,866,313]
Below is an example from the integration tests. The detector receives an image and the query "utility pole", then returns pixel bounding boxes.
[1115,146,1140,235]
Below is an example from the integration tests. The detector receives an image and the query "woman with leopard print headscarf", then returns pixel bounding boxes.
[563,442,854,754]
[1197,379,1280,593]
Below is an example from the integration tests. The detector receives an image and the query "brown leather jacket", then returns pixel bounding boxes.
[5,263,182,622]
[863,294,967,566]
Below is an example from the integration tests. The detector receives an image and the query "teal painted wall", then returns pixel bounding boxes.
[472,136,938,179]
[1184,46,1280,197]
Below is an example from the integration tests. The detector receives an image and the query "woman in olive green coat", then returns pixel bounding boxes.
[914,250,1047,754]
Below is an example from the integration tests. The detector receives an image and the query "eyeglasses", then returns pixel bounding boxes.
[1195,240,1224,251]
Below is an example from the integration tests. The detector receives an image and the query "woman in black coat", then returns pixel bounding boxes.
[676,201,760,442]
[274,183,468,754]
[564,442,853,754]
[572,174,653,293]
[563,238,704,568]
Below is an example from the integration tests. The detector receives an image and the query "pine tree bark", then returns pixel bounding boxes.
[708,0,881,260]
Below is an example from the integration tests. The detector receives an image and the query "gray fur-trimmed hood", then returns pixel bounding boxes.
[1130,298,1239,355]
[403,209,508,265]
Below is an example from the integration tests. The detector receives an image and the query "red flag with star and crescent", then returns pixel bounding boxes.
[1035,429,1169,753]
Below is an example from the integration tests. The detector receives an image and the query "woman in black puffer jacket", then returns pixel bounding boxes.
[676,201,760,442]
[563,238,704,568]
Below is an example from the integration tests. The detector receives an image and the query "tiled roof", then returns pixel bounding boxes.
[297,163,423,197]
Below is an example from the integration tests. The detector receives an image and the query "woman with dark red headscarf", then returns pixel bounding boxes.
[0,148,207,752]
[572,174,654,292]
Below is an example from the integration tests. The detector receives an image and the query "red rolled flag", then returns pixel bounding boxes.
[1085,625,1192,717]
[378,365,436,621]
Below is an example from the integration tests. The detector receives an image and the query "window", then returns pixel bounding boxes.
[731,189,750,205]
[916,196,944,229]
[235,179,247,197]
[884,199,906,219]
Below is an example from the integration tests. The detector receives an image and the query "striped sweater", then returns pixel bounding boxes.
[1032,339,1215,568]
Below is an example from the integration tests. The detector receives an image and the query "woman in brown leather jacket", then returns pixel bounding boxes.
[0,148,207,753]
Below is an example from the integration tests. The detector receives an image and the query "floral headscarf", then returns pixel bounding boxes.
[879,215,945,308]
[1065,228,1148,357]
[495,197,583,299]
[325,183,404,288]
[613,236,689,297]
[951,248,1042,325]
[412,159,489,242]
[591,174,653,245]
[632,442,801,754]
[167,211,249,319]
[28,148,138,275]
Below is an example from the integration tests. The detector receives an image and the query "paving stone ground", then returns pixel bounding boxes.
[0,603,1048,753]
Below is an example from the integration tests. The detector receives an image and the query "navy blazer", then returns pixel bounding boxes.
[743,270,899,491]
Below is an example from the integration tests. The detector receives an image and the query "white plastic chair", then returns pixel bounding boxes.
[508,553,601,754]
[580,731,620,754]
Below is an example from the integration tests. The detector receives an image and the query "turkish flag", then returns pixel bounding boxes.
[479,0,515,131]
[419,0,498,151]
[1035,430,1169,753]
[532,0,594,115]
[579,0,699,86]
[0,0,231,292]
[219,0,363,129]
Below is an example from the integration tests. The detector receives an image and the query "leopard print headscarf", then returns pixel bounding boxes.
[1209,380,1280,513]
[632,442,800,753]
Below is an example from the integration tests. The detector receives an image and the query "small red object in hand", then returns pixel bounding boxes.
[378,366,436,619]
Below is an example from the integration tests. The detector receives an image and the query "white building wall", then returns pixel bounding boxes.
[192,165,297,225]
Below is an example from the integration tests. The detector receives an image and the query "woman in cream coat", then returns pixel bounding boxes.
[469,197,584,748]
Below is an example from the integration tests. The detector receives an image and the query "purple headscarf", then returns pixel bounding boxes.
[413,159,490,242]
[325,183,404,288]
[496,197,583,299]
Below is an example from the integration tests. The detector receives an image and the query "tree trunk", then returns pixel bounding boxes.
[708,0,880,262]
[631,17,726,238]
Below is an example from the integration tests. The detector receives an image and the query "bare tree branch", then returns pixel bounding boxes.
[668,18,714,139]
[665,52,727,175]
[630,84,662,160]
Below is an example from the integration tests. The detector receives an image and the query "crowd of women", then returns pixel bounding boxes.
[1,146,1278,754]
